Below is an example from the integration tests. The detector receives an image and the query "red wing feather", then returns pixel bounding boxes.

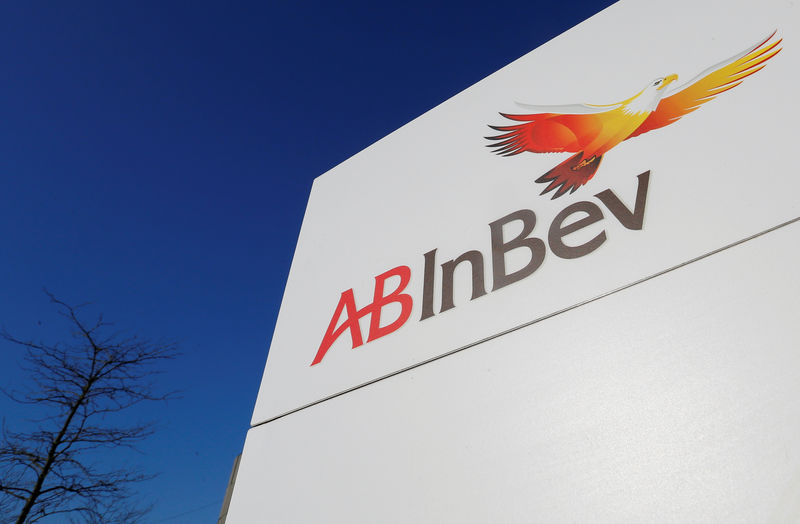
[486,112,605,156]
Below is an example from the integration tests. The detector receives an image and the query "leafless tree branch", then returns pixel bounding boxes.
[0,292,178,523]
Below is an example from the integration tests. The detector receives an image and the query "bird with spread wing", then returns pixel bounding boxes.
[486,32,782,199]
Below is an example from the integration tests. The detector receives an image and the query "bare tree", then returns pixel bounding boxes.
[0,293,177,523]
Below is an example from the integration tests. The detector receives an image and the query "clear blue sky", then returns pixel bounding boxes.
[0,1,613,521]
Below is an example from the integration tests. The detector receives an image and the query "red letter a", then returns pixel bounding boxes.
[311,289,364,366]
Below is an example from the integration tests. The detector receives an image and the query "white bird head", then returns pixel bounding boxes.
[623,73,679,115]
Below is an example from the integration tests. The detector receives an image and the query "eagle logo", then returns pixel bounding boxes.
[486,32,782,199]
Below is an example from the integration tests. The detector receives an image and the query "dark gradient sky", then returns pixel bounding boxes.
[0,1,614,521]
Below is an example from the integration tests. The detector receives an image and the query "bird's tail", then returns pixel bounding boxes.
[535,152,602,199]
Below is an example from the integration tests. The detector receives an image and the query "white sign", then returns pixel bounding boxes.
[254,0,798,424]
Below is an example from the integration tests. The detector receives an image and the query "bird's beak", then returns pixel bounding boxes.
[658,74,678,90]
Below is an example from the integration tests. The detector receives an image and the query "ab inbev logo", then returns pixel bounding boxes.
[311,33,781,367]
[488,32,781,199]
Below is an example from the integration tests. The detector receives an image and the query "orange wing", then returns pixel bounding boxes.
[629,32,782,139]
[486,110,609,156]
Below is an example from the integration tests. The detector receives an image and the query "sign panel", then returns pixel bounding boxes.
[231,223,800,522]
[254,0,798,424]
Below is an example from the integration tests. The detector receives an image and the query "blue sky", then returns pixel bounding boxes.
[0,1,613,521]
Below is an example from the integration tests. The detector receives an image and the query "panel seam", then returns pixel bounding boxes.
[251,215,800,428]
